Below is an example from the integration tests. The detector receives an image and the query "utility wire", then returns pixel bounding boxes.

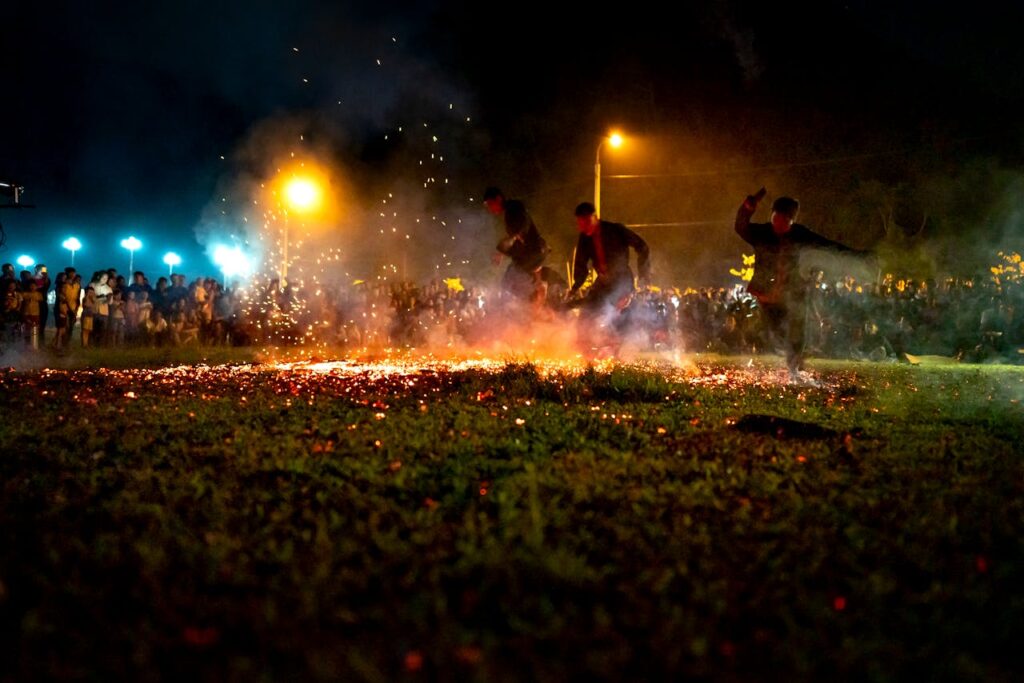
[607,137,984,180]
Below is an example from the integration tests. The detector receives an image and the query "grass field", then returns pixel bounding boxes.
[1,350,1022,681]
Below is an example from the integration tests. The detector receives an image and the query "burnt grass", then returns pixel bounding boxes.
[1,356,1023,682]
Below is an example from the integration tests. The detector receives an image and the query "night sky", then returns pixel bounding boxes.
[4,1,1023,285]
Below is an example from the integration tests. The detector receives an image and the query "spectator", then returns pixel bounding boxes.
[51,271,68,349]
[2,280,22,344]
[109,290,126,346]
[126,271,152,302]
[136,291,153,339]
[92,272,112,344]
[31,264,51,342]
[144,309,169,346]
[152,277,169,315]
[80,286,97,348]
[63,269,81,348]
[20,280,45,347]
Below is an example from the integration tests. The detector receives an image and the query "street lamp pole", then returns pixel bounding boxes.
[121,236,142,275]
[63,237,82,267]
[282,218,289,286]
[163,252,181,276]
[594,132,623,217]
[281,176,320,289]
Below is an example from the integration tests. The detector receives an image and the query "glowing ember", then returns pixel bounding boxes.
[18,352,857,398]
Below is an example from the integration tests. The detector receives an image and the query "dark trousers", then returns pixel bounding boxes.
[759,299,807,371]
[501,265,539,302]
[39,302,48,336]
[575,278,634,350]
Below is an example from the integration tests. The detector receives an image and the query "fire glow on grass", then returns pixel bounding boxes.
[27,353,858,398]
[265,355,850,392]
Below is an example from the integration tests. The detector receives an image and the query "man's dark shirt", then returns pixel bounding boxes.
[151,287,168,313]
[127,282,153,299]
[735,201,854,305]
[166,285,188,311]
[498,199,548,272]
[571,220,650,292]
[33,274,51,327]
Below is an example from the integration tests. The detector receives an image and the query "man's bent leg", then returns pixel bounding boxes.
[785,299,809,373]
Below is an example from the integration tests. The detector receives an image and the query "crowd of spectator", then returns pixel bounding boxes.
[1,263,241,350]
[1,260,1021,364]
[663,271,1023,363]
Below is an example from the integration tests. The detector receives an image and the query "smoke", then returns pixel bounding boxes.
[441,302,582,361]
[351,285,684,367]
[179,3,1024,363]
[193,118,279,262]
[835,158,1024,278]
[187,3,502,290]
[709,1,764,85]
[801,249,877,288]
[982,169,1024,254]
[0,346,52,372]
[722,24,764,85]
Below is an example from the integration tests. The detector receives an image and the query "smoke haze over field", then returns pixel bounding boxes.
[3,1,1024,289]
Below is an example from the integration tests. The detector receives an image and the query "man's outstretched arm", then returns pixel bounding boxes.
[624,227,651,284]
[735,187,767,243]
[570,240,590,293]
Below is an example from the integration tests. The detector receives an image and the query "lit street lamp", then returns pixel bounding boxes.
[63,237,82,267]
[212,245,252,286]
[16,255,34,269]
[594,131,624,217]
[120,236,142,274]
[281,176,321,286]
[285,178,319,211]
[163,252,181,276]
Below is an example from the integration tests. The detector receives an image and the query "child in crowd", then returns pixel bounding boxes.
[80,286,96,348]
[2,280,22,343]
[136,291,153,340]
[124,291,139,344]
[20,281,44,346]
[109,290,126,346]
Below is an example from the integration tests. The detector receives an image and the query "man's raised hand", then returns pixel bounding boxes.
[744,187,767,210]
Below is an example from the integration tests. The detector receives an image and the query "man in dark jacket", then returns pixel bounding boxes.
[483,187,551,304]
[569,201,650,351]
[736,187,865,379]
[166,274,188,312]
[570,201,650,308]
[126,271,153,301]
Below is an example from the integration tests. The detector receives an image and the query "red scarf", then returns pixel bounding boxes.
[592,225,608,276]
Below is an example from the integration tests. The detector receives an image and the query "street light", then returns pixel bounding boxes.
[16,255,34,269]
[120,236,142,274]
[212,245,252,286]
[281,175,322,285]
[594,131,624,217]
[63,237,82,267]
[285,178,319,211]
[163,252,181,276]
